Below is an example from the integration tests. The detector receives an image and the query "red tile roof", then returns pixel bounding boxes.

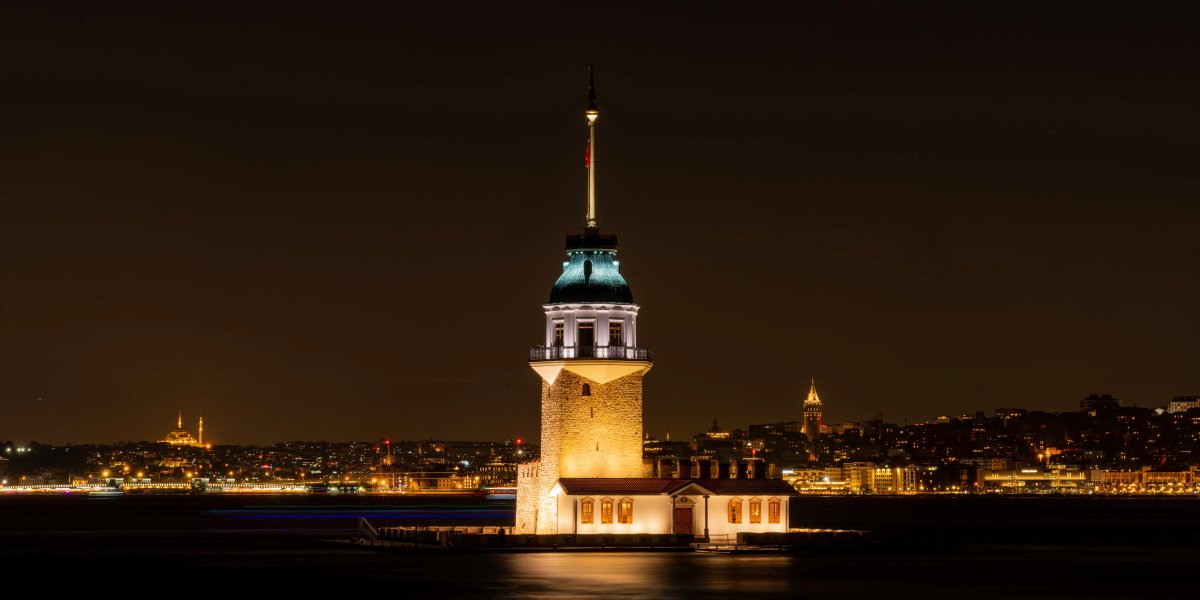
[555,478,798,496]
[557,478,683,495]
[677,479,798,496]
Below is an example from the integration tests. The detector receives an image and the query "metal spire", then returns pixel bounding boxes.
[585,65,599,228]
[587,65,598,112]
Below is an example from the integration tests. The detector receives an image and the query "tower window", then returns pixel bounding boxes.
[578,322,595,347]
[618,497,634,524]
[768,498,781,524]
[582,383,591,396]
[600,498,614,524]
[728,498,743,524]
[608,321,623,346]
[749,498,762,524]
[580,498,594,524]
[553,322,564,347]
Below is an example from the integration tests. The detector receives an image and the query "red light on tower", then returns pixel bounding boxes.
[515,438,522,446]
[385,439,391,445]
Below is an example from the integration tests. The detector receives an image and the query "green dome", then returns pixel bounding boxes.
[548,228,634,304]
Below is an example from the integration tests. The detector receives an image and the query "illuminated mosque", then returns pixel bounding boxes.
[514,70,796,537]
[160,410,205,447]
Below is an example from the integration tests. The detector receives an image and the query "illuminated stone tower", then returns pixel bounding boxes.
[198,415,204,447]
[803,379,822,441]
[515,68,653,534]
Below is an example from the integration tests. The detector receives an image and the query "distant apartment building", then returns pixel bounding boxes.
[1167,396,1200,414]
[960,458,1011,471]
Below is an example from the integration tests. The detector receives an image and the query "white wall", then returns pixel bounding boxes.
[554,493,792,536]
[544,303,639,347]
[557,492,673,535]
[680,494,791,537]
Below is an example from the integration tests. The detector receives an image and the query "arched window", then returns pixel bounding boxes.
[618,497,634,524]
[582,383,591,396]
[768,498,781,524]
[728,497,743,524]
[748,497,762,524]
[580,497,594,524]
[600,497,614,524]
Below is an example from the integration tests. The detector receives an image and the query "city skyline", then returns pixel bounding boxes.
[7,392,1199,495]
[2,4,1198,444]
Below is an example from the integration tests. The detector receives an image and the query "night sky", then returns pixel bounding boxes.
[1,3,1197,444]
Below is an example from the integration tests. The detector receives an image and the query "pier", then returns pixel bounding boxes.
[335,519,870,553]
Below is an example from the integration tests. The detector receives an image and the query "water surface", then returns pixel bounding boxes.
[2,495,1194,598]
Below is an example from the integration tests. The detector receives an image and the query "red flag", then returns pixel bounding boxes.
[585,140,591,168]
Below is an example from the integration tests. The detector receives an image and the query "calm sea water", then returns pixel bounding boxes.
[1,494,1196,598]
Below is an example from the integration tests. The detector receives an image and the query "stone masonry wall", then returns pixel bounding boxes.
[514,460,540,534]
[516,366,648,534]
[553,369,646,480]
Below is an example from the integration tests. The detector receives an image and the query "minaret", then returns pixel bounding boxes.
[516,69,652,535]
[198,415,204,447]
[803,379,823,442]
[177,409,183,430]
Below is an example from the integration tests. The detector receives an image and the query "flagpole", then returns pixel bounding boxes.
[587,119,596,227]
[586,66,599,228]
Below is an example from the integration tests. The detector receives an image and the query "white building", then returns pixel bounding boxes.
[550,478,795,538]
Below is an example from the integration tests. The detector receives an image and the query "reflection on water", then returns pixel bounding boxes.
[495,554,798,598]
[4,495,1200,598]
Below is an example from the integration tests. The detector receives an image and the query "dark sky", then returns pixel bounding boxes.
[1,3,1197,444]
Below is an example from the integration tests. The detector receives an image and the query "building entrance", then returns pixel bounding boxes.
[673,506,693,534]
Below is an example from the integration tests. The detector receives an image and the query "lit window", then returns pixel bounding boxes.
[600,497,614,524]
[768,498,781,524]
[728,498,742,524]
[553,322,564,347]
[618,497,633,524]
[749,498,761,524]
[609,321,623,346]
[581,498,594,524]
[582,384,591,396]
